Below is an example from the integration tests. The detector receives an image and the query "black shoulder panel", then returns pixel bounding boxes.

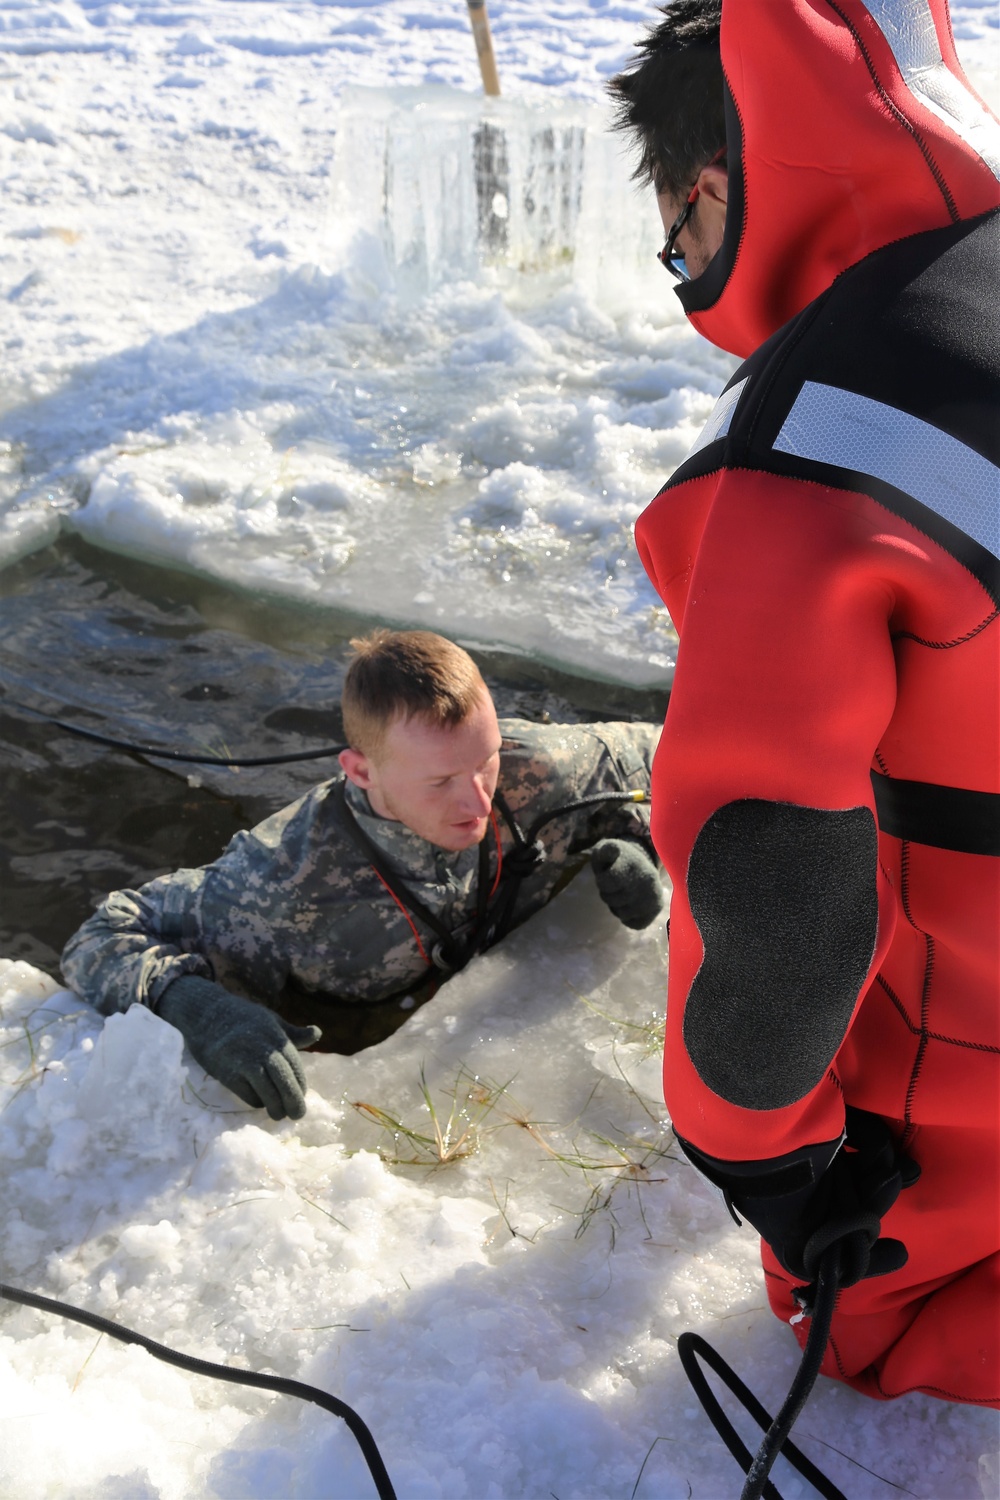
[664,212,1000,602]
[766,210,1000,463]
[684,799,879,1111]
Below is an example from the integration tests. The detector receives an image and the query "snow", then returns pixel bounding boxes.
[1,2,998,1496]
[3,890,997,1499]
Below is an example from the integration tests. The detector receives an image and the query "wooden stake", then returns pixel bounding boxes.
[467,0,501,96]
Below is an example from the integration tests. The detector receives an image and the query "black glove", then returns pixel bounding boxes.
[679,1108,920,1290]
[158,975,321,1121]
[590,838,666,930]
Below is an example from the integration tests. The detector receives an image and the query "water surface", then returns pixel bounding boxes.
[0,537,667,995]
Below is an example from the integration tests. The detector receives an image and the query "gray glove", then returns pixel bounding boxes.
[157,975,321,1120]
[590,839,666,930]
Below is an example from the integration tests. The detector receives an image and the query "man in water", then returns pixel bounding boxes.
[62,629,664,1121]
[608,0,999,1407]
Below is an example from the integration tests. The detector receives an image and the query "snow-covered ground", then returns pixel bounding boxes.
[2,901,997,1500]
[1,2,998,1497]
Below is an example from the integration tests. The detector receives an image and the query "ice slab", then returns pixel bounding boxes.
[328,85,657,299]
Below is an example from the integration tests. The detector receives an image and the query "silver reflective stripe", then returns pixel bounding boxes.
[774,382,1000,560]
[687,376,749,458]
[862,0,1000,177]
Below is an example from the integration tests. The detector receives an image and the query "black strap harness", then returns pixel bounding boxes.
[332,780,652,980]
[871,767,1000,856]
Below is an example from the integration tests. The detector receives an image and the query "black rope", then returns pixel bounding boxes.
[0,1281,396,1500]
[483,788,652,948]
[0,697,346,766]
[525,789,650,844]
[742,1250,845,1498]
[335,780,652,974]
[676,1244,847,1500]
[1,701,661,794]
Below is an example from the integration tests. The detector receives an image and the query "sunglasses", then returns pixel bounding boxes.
[657,190,698,281]
[657,149,726,281]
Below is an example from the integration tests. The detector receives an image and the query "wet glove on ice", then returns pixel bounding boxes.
[157,976,321,1120]
[590,839,665,930]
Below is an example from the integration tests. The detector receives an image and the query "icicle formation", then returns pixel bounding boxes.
[328,86,655,293]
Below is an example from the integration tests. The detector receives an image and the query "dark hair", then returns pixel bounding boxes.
[342,629,487,759]
[607,0,725,200]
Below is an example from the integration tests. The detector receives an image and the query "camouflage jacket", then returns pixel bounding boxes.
[62,719,660,1016]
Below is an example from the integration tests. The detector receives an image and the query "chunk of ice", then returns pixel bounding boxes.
[76,1006,188,1163]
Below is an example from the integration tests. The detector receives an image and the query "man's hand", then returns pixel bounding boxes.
[591,838,666,929]
[771,1109,919,1289]
[157,976,321,1121]
[680,1109,920,1292]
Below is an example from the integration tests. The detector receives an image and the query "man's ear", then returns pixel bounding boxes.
[696,161,728,208]
[339,747,374,789]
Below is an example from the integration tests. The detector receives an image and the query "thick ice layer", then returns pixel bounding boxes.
[4,237,731,683]
[0,32,737,685]
[53,249,729,687]
[2,881,997,1499]
[328,85,662,295]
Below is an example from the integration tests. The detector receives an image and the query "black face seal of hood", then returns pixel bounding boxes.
[676,81,744,319]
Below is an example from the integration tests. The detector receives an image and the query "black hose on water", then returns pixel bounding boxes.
[1,698,346,765]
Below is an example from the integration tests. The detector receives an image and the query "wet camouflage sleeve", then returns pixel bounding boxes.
[60,783,409,1015]
[496,719,661,927]
[60,719,660,1015]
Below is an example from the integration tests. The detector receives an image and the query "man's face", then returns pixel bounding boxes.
[657,163,728,282]
[341,693,503,851]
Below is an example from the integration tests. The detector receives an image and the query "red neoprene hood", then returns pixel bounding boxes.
[678,0,1000,356]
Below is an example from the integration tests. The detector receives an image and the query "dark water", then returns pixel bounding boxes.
[0,536,668,988]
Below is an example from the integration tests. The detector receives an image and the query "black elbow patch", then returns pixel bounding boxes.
[683,799,878,1111]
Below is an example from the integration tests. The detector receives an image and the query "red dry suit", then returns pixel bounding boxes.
[635,0,1000,1405]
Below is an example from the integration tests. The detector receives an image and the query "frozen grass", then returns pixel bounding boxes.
[351,1064,514,1166]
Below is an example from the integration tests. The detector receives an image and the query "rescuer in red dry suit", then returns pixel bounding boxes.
[610,0,999,1406]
